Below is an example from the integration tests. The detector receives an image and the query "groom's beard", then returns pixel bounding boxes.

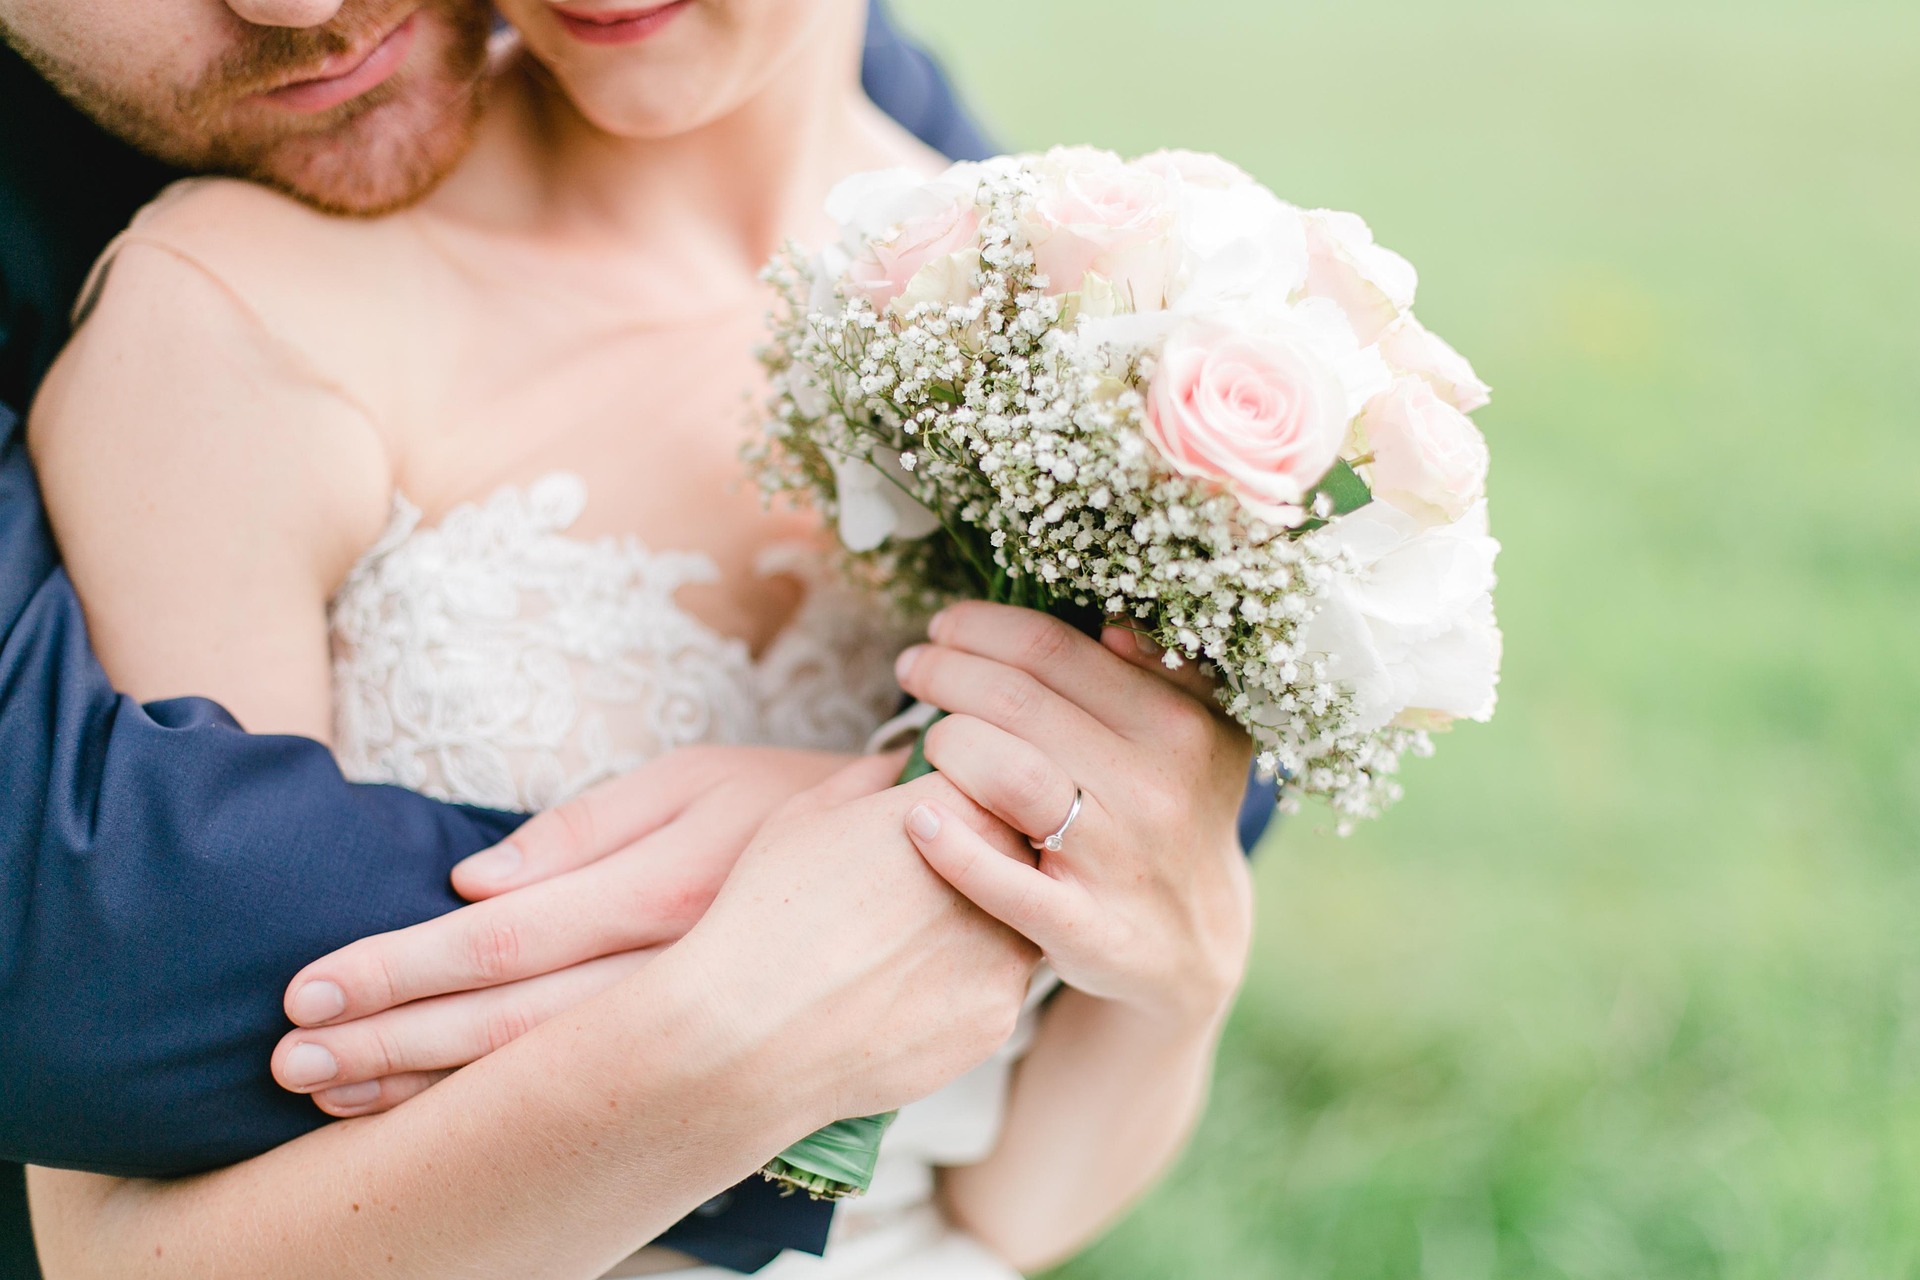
[7,0,493,216]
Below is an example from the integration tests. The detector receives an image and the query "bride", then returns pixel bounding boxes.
[25,0,1255,1275]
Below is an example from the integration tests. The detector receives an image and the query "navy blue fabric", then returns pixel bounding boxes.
[862,1,996,163]
[1237,777,1279,856]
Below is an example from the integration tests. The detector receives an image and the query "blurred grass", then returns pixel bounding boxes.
[893,0,1920,1275]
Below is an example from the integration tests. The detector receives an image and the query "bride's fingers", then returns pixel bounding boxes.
[275,951,654,1093]
[895,642,1108,778]
[919,714,1081,849]
[314,1071,450,1119]
[1099,624,1222,708]
[450,752,716,900]
[922,602,1204,739]
[904,800,1088,952]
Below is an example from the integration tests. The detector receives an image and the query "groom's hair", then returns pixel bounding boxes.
[0,0,493,216]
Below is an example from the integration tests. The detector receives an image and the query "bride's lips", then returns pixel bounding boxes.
[552,0,690,46]
[262,13,418,114]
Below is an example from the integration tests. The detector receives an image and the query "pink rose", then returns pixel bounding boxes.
[846,200,980,312]
[1146,321,1351,524]
[1355,376,1490,524]
[1378,315,1491,412]
[1024,147,1179,307]
[1303,209,1418,344]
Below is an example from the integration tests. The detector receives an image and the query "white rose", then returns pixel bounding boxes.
[1378,314,1491,413]
[1303,209,1418,344]
[1299,501,1501,732]
[1354,375,1490,524]
[827,446,941,553]
[1169,183,1308,318]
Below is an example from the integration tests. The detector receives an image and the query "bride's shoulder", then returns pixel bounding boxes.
[61,177,419,434]
[78,176,415,332]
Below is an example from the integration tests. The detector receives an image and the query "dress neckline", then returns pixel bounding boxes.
[352,469,823,670]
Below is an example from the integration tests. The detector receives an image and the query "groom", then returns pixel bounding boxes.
[0,2,1038,1274]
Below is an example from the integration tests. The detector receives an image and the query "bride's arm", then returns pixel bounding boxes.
[26,947,811,1280]
[29,236,392,742]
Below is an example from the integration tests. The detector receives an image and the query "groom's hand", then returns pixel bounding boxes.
[272,746,855,1115]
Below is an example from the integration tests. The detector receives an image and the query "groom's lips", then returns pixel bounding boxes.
[552,0,690,46]
[261,13,419,114]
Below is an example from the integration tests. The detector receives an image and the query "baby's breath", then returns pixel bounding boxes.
[752,168,1424,821]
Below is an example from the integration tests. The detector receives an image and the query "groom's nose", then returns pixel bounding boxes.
[223,0,348,27]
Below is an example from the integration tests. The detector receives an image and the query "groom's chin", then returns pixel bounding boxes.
[242,71,484,218]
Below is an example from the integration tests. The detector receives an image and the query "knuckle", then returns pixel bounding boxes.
[1004,759,1054,817]
[1016,616,1074,672]
[365,1026,406,1078]
[986,673,1041,726]
[550,795,600,858]
[465,916,524,984]
[365,947,405,1011]
[483,1005,538,1055]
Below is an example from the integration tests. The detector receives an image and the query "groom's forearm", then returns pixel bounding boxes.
[30,945,820,1280]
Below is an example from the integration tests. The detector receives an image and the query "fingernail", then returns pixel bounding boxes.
[287,980,346,1025]
[907,805,942,840]
[895,645,926,684]
[927,607,950,640]
[282,1043,339,1088]
[1134,631,1162,658]
[456,844,522,885]
[318,1081,380,1111]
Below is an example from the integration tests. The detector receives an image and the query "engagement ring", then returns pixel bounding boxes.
[1031,790,1084,853]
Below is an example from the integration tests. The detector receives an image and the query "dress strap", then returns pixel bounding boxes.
[71,178,383,430]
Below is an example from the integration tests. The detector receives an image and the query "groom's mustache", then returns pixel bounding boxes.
[178,1,432,116]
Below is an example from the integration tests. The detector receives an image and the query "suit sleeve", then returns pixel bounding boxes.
[860,1,998,162]
[0,401,526,1176]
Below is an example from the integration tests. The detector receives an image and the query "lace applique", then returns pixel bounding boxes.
[329,472,907,812]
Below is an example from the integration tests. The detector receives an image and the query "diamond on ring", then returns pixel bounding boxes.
[1031,789,1084,854]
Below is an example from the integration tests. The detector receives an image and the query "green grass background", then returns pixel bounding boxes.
[892,1,1920,1275]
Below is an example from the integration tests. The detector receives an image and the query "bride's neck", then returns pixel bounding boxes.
[431,7,887,273]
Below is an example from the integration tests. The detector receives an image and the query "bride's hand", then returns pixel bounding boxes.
[893,602,1256,1025]
[272,745,854,1115]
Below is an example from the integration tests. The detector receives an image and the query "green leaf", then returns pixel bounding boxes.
[926,383,962,405]
[1307,458,1373,520]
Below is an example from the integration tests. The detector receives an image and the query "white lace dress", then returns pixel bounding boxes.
[327,472,1032,1280]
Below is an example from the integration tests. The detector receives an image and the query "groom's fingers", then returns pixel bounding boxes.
[451,751,724,900]
[276,951,654,1097]
[287,817,732,1026]
[313,1071,449,1119]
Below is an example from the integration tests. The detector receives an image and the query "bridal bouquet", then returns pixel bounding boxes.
[751,146,1503,1197]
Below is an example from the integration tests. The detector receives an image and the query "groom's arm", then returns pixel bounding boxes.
[0,400,526,1176]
